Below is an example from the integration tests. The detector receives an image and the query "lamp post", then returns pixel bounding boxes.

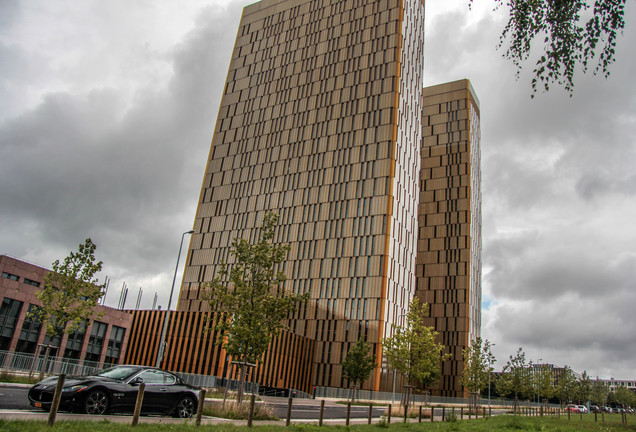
[155,229,194,368]
[536,358,543,405]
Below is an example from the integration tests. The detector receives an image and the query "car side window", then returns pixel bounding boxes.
[162,372,176,385]
[136,370,164,385]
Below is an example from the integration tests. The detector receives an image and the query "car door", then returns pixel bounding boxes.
[133,370,166,413]
[154,371,179,414]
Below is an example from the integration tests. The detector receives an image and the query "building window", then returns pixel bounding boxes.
[1,272,19,281]
[23,278,41,287]
[0,297,24,350]
[15,305,42,354]
[63,321,87,360]
[42,332,62,358]
[105,326,125,365]
[85,321,107,363]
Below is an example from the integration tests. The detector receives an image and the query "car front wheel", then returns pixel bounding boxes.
[84,389,110,415]
[174,396,196,418]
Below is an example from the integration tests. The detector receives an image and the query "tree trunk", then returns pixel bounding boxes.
[222,360,232,409]
[237,364,246,405]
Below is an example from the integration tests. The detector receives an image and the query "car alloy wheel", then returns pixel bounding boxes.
[84,389,110,415]
[175,396,195,418]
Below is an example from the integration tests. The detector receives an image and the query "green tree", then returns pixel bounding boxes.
[533,364,555,407]
[590,379,609,406]
[30,238,104,341]
[575,371,592,403]
[556,366,579,405]
[471,0,628,97]
[496,348,533,412]
[203,212,306,404]
[382,297,450,409]
[342,338,377,402]
[462,337,496,410]
[610,385,636,408]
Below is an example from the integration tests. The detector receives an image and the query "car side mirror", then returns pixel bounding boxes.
[131,377,144,386]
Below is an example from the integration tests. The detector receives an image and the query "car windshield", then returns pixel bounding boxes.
[96,366,140,380]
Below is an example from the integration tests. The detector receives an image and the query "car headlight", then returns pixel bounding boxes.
[62,385,88,393]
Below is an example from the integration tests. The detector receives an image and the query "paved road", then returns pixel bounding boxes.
[0,385,31,411]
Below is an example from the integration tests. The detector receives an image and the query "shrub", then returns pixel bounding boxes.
[202,400,277,420]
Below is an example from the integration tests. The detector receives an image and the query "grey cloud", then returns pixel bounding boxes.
[0,2,245,308]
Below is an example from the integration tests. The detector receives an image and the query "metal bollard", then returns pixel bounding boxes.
[132,382,145,426]
[285,396,293,427]
[195,388,206,427]
[247,394,256,427]
[368,403,373,424]
[47,374,65,427]
[319,400,325,427]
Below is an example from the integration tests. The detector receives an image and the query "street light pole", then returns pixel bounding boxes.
[536,358,543,405]
[155,229,194,368]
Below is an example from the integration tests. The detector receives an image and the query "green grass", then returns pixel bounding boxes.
[0,371,38,385]
[1,415,635,432]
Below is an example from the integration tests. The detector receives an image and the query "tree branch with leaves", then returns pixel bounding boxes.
[203,212,307,404]
[471,0,628,97]
[342,338,377,402]
[496,347,533,413]
[30,238,104,340]
[382,297,451,409]
[462,337,496,410]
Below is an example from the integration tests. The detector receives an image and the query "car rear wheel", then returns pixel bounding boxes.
[174,396,196,418]
[84,389,110,415]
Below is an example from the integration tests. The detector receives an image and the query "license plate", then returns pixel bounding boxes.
[35,402,42,408]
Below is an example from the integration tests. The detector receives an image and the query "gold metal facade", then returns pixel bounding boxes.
[417,80,482,397]
[178,0,426,393]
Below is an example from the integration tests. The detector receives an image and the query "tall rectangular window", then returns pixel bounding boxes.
[105,326,125,365]
[15,304,42,354]
[0,297,23,350]
[63,321,87,360]
[85,321,107,363]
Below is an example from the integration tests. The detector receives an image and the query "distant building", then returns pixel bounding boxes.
[0,255,132,367]
[600,378,636,392]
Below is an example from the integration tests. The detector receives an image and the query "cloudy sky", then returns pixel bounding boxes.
[1,1,634,380]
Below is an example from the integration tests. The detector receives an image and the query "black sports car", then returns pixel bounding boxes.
[28,365,200,418]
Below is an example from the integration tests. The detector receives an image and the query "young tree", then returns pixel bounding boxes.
[533,364,555,407]
[30,238,104,342]
[590,379,609,406]
[462,337,496,411]
[342,338,377,402]
[203,212,307,404]
[575,371,592,404]
[382,297,450,410]
[556,366,579,405]
[471,0,628,97]
[496,347,533,413]
[611,385,636,408]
